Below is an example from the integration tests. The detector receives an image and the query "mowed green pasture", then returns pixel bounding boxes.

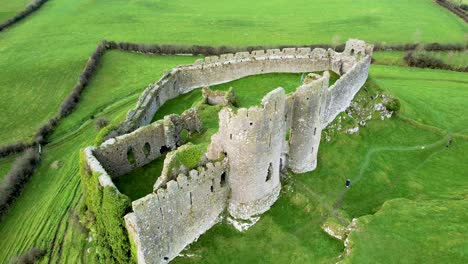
[371,65,468,134]
[0,0,30,23]
[0,0,467,145]
[344,199,468,264]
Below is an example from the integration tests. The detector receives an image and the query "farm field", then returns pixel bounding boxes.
[0,0,467,263]
[0,0,30,23]
[0,0,467,145]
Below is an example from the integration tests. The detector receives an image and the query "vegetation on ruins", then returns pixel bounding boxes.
[79,151,134,263]
[0,0,466,263]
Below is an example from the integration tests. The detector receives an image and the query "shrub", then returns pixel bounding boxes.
[0,0,49,32]
[11,248,46,264]
[0,142,32,158]
[385,98,401,113]
[0,149,40,218]
[94,116,110,130]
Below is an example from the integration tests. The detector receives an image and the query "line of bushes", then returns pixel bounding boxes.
[373,42,466,52]
[435,0,468,22]
[10,247,46,264]
[0,149,40,219]
[0,142,34,158]
[403,51,468,72]
[0,0,49,32]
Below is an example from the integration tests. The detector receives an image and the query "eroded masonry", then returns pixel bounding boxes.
[82,39,373,263]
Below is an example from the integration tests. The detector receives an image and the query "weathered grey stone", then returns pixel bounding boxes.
[125,160,229,264]
[83,39,373,264]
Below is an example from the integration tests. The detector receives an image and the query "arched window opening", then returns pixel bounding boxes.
[127,147,136,166]
[143,142,151,158]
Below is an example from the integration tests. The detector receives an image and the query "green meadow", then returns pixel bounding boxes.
[0,0,30,23]
[0,0,466,145]
[0,0,467,263]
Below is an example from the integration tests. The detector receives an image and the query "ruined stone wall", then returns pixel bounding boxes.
[121,40,372,135]
[124,160,229,264]
[321,55,372,127]
[288,73,329,173]
[120,47,334,133]
[81,39,373,264]
[94,109,201,177]
[207,88,286,219]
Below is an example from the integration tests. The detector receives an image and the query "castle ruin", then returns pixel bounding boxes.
[82,39,373,263]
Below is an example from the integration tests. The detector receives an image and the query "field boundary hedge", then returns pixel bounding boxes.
[0,0,49,32]
[435,0,468,22]
[403,51,468,72]
[0,149,41,219]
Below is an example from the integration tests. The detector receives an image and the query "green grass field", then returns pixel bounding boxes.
[0,0,466,145]
[0,0,30,23]
[0,0,467,263]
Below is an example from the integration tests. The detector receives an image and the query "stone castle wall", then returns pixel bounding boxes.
[83,39,373,264]
[124,160,229,264]
[120,43,370,133]
[94,109,201,177]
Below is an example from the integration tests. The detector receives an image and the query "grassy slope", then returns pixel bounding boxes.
[0,0,466,145]
[0,0,31,23]
[344,199,468,264]
[173,66,468,263]
[0,52,197,263]
[371,65,468,133]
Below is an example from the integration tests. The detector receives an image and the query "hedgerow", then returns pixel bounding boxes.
[0,0,49,32]
[10,247,46,264]
[0,149,40,218]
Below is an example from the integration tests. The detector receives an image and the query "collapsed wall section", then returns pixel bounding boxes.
[124,161,229,264]
[207,88,286,219]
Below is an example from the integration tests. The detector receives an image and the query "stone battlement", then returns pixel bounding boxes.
[82,39,373,264]
[119,39,373,133]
